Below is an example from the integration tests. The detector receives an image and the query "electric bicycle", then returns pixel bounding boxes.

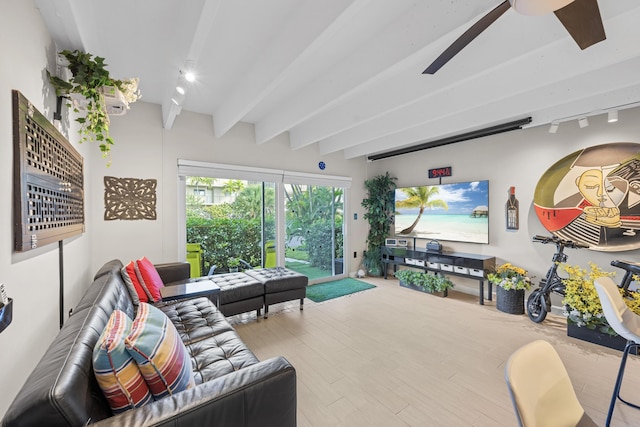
[526,235,589,323]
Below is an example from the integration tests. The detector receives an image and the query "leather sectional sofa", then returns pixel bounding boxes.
[1,260,297,426]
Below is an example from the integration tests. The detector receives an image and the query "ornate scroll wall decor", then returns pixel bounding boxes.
[12,90,85,252]
[104,176,157,220]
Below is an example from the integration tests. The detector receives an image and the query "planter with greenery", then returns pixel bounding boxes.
[395,269,454,296]
[48,49,141,160]
[228,257,241,272]
[487,263,531,314]
[361,172,396,276]
[561,262,640,351]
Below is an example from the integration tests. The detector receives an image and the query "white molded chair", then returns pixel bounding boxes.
[594,276,640,426]
[505,340,597,427]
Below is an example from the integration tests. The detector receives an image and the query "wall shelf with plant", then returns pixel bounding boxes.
[48,50,141,162]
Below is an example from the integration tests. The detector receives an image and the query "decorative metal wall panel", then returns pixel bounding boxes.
[12,90,85,252]
[104,176,157,220]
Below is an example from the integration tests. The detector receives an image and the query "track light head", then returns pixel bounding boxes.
[578,117,589,128]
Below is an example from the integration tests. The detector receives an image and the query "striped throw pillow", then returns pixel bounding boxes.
[125,303,195,399]
[93,310,153,413]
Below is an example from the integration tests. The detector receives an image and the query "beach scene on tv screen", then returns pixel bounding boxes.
[394,181,489,244]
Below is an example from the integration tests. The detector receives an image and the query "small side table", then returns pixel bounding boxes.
[160,280,221,308]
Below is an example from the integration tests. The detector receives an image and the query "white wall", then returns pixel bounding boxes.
[89,101,370,275]
[0,0,94,417]
[370,109,640,293]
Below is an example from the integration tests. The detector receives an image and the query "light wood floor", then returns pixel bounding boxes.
[231,277,640,426]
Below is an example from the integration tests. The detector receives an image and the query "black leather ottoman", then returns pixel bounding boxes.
[205,272,264,317]
[245,268,308,318]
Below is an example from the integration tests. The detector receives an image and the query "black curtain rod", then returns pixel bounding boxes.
[367,117,532,161]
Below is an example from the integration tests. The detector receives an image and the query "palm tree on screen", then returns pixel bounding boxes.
[396,186,448,235]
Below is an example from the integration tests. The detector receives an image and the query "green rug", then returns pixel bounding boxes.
[306,278,376,303]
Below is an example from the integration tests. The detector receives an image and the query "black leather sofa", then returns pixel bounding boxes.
[1,260,297,427]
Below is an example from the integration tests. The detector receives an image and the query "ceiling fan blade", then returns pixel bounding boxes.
[554,0,606,50]
[423,1,511,75]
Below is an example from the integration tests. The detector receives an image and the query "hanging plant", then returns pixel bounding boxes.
[47,50,141,161]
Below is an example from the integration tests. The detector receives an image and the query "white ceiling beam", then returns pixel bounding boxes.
[319,5,640,156]
[35,0,84,51]
[255,0,497,147]
[212,0,366,139]
[343,58,640,159]
[163,0,221,130]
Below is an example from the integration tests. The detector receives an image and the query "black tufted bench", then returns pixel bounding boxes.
[161,263,308,319]
[202,272,265,318]
[245,268,308,318]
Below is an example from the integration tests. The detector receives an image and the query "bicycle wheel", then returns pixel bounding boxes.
[527,289,548,323]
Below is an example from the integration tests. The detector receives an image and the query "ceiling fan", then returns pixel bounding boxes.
[423,0,606,74]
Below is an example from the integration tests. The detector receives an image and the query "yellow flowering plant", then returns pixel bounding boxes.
[562,263,640,335]
[487,263,531,291]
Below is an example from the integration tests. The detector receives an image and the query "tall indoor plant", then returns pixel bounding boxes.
[48,49,140,160]
[361,172,396,276]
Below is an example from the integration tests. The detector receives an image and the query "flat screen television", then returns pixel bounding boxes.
[394,180,489,244]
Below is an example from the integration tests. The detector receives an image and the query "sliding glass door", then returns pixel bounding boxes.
[179,160,351,283]
[284,184,344,280]
[185,177,276,274]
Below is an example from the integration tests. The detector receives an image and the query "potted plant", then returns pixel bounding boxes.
[228,257,240,273]
[361,172,396,276]
[48,49,141,161]
[488,263,531,314]
[395,269,454,297]
[560,262,640,352]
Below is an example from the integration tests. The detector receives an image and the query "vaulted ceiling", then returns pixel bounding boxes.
[35,0,640,160]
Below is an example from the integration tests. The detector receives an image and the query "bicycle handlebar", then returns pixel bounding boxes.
[531,235,589,249]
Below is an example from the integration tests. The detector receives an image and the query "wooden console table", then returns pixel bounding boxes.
[381,246,496,305]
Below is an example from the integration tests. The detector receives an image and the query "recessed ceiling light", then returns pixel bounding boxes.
[184,71,196,83]
[549,122,559,134]
[171,98,180,106]
[176,86,185,95]
[608,110,618,123]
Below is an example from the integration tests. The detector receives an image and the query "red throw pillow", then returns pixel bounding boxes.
[136,257,164,302]
[123,261,150,303]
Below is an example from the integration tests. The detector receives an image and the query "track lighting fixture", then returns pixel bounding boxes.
[578,117,589,128]
[608,110,618,123]
[549,122,559,134]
